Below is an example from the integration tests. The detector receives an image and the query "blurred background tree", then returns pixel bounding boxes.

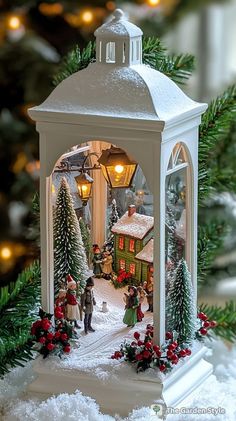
[0,0,236,294]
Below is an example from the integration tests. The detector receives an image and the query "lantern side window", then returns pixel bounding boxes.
[106,42,116,63]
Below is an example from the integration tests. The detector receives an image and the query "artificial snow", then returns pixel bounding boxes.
[1,280,236,420]
[111,211,154,239]
[37,278,153,377]
[135,239,153,263]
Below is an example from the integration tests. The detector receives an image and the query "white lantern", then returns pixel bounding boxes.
[28,8,212,417]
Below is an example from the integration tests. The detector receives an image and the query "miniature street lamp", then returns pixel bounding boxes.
[74,171,93,205]
[98,146,137,188]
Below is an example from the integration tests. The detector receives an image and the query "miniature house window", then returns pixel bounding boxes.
[119,259,126,270]
[106,42,116,63]
[123,42,126,64]
[129,239,135,253]
[119,236,125,250]
[165,143,190,301]
[129,263,136,275]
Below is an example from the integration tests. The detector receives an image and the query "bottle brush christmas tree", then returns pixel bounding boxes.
[103,198,119,252]
[54,177,89,294]
[79,217,92,262]
[166,258,196,344]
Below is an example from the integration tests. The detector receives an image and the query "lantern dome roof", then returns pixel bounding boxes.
[28,10,207,125]
[94,9,143,38]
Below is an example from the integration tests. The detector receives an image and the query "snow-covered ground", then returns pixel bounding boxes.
[38,278,152,377]
[0,278,236,420]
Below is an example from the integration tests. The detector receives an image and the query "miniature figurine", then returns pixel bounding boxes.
[81,277,96,334]
[92,244,103,278]
[55,288,67,317]
[65,274,81,329]
[143,276,153,312]
[102,250,113,280]
[102,301,108,313]
[137,286,146,322]
[123,285,139,327]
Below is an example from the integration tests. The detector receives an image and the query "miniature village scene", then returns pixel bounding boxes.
[27,9,217,416]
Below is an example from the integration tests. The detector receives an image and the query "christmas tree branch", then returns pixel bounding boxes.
[199,301,236,343]
[197,221,227,286]
[0,261,41,377]
[199,85,236,204]
[53,37,195,87]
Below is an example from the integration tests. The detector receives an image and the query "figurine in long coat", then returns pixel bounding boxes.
[92,245,103,278]
[102,251,113,279]
[123,285,139,327]
[65,276,81,326]
[81,277,96,334]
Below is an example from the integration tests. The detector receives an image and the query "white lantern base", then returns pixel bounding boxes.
[27,346,212,418]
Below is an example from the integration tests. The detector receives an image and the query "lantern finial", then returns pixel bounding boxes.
[113,9,125,21]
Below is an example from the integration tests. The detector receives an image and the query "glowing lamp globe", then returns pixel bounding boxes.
[98,146,137,188]
[75,172,93,204]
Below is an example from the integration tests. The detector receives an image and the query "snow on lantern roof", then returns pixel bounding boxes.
[111,211,154,240]
[94,9,143,38]
[28,10,207,125]
[135,238,153,263]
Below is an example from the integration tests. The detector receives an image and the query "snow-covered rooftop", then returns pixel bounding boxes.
[135,238,153,263]
[111,211,153,239]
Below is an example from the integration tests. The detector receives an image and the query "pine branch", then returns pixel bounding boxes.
[53,42,96,86]
[197,222,227,286]
[160,54,195,85]
[199,85,236,204]
[0,261,41,377]
[199,301,236,343]
[53,37,194,87]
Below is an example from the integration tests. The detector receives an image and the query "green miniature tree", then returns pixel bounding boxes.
[166,258,196,344]
[79,217,92,263]
[103,198,119,252]
[54,177,89,294]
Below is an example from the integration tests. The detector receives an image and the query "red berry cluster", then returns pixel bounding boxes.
[54,306,64,320]
[111,325,192,373]
[116,269,132,284]
[197,312,217,337]
[31,310,71,358]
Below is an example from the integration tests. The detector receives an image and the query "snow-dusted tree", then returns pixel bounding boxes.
[166,258,196,344]
[79,217,92,262]
[54,178,89,294]
[103,198,119,252]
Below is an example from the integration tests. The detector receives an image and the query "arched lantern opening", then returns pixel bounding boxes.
[165,143,192,326]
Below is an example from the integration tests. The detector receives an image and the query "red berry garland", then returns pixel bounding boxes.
[111,311,217,373]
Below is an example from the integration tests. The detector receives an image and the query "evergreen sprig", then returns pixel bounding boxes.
[200,301,236,343]
[53,42,96,86]
[0,261,41,377]
[53,37,194,87]
[197,222,227,286]
[199,85,236,204]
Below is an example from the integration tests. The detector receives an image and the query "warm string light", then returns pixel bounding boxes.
[81,10,94,24]
[6,14,25,41]
[64,8,96,28]
[39,2,64,16]
[147,0,161,6]
[7,16,21,30]
[0,246,12,260]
